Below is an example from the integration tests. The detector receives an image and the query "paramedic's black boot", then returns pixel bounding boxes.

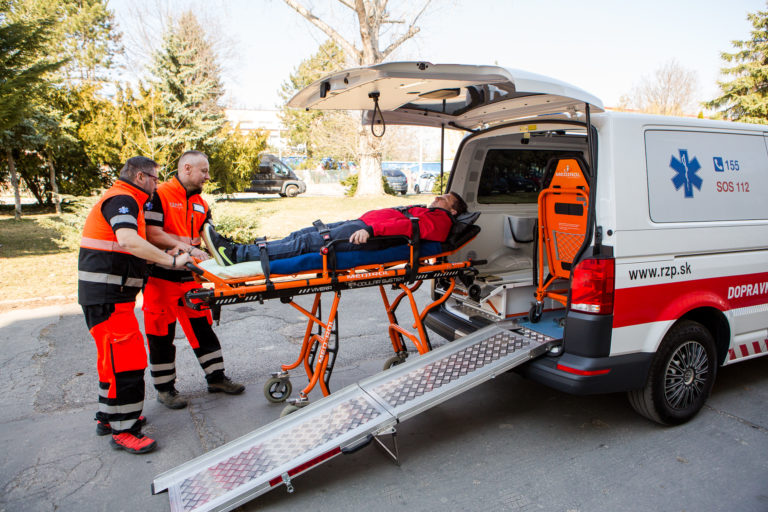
[207,375,245,395]
[202,223,237,266]
[157,387,188,409]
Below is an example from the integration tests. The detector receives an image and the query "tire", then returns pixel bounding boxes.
[529,303,543,323]
[399,190,407,195]
[280,404,300,417]
[263,377,292,403]
[628,320,717,425]
[383,354,406,370]
[284,184,299,198]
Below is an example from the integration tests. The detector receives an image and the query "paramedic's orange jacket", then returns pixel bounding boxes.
[145,176,211,281]
[78,179,149,305]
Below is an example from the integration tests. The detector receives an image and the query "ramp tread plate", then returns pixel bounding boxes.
[159,324,554,512]
[166,392,390,512]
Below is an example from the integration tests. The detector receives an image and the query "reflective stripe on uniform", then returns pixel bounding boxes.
[145,211,163,222]
[80,236,131,253]
[109,418,142,432]
[98,387,110,398]
[78,271,144,288]
[150,362,176,372]
[110,214,137,227]
[202,362,225,374]
[152,373,176,385]
[98,400,143,415]
[197,349,223,364]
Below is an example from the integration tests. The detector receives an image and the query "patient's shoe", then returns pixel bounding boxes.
[203,224,237,266]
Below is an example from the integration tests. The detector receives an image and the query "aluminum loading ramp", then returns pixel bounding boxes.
[152,323,557,512]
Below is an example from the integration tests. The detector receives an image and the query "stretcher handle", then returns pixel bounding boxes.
[186,262,204,276]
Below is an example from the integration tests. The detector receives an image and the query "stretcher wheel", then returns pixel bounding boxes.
[280,404,300,417]
[529,303,543,324]
[264,377,292,403]
[383,354,406,370]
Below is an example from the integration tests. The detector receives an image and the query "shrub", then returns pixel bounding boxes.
[340,174,395,196]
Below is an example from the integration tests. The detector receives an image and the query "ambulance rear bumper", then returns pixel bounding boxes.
[425,307,653,395]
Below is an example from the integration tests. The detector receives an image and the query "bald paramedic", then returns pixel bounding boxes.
[78,156,191,454]
[142,150,244,410]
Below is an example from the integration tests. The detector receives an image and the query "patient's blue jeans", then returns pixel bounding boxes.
[235,220,368,262]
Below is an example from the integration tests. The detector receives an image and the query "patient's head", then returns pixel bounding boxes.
[429,192,467,216]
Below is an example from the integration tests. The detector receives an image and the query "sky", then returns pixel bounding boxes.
[107,0,767,112]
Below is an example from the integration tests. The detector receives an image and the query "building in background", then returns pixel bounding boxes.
[225,109,288,156]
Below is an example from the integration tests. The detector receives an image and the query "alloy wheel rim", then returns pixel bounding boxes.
[664,341,709,409]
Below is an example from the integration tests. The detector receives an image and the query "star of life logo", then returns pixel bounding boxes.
[118,206,129,214]
[669,149,702,198]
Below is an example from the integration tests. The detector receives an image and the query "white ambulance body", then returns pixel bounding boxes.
[289,62,768,424]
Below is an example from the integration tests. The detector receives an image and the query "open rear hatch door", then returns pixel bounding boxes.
[287,62,604,130]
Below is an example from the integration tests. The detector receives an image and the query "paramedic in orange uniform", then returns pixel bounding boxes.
[78,156,191,454]
[142,150,244,410]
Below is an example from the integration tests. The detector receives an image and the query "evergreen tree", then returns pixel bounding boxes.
[151,10,225,165]
[58,0,122,81]
[279,39,350,160]
[208,123,269,195]
[706,6,768,123]
[0,4,66,217]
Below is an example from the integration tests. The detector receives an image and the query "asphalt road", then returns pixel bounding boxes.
[1,286,766,512]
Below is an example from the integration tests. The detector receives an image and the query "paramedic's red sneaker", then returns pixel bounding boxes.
[96,415,146,436]
[202,224,237,266]
[207,375,245,395]
[110,431,157,454]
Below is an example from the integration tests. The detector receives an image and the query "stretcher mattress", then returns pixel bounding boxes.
[198,240,444,279]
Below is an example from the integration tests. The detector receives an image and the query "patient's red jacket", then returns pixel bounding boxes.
[359,207,453,241]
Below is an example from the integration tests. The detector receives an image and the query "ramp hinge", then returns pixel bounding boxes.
[281,472,294,493]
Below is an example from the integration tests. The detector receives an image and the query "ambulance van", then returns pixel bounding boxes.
[288,62,768,425]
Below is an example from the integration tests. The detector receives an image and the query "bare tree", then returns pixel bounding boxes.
[283,0,433,195]
[618,60,699,116]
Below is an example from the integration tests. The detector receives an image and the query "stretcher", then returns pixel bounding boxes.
[184,211,483,408]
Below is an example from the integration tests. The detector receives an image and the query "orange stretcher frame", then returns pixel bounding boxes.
[185,236,481,403]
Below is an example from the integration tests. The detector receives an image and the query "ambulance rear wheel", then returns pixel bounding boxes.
[264,377,292,403]
[627,320,716,425]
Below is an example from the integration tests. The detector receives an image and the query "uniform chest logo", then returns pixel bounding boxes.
[169,201,183,209]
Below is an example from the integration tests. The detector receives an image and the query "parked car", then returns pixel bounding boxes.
[245,154,307,197]
[414,169,442,194]
[383,168,408,195]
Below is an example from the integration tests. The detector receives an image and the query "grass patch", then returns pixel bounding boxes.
[0,193,434,308]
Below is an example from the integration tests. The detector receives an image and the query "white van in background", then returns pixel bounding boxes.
[288,62,768,425]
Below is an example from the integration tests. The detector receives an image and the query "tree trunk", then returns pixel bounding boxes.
[7,149,21,220]
[46,155,61,214]
[19,169,45,205]
[355,126,384,196]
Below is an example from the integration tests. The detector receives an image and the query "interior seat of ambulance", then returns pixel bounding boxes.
[441,127,589,327]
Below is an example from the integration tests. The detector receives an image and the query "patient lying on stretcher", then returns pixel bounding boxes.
[201,192,469,275]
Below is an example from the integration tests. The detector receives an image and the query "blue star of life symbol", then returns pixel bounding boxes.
[145,201,153,210]
[669,149,702,198]
[118,206,129,214]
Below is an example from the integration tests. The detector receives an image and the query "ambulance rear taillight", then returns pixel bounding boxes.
[569,258,615,315]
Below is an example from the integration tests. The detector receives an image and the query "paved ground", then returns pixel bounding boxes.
[1,287,767,512]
